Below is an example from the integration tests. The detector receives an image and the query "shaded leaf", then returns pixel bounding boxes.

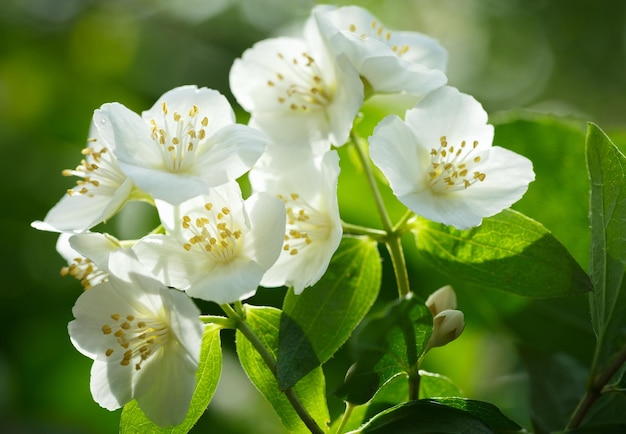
[334,295,432,405]
[414,209,592,298]
[334,370,464,432]
[349,400,494,434]
[431,398,523,432]
[120,324,222,434]
[518,349,587,433]
[236,305,329,433]
[278,237,382,389]
[586,123,626,375]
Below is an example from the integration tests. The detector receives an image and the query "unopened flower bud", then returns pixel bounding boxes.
[426,309,465,350]
[425,285,457,316]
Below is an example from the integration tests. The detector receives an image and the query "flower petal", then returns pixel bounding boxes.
[89,360,132,411]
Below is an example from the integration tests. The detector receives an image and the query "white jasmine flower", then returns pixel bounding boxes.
[249,149,343,294]
[68,250,203,427]
[133,182,285,304]
[57,232,121,289]
[369,86,535,230]
[312,5,448,96]
[94,85,268,205]
[229,21,364,149]
[32,120,142,233]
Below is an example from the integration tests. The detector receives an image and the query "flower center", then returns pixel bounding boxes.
[61,257,108,290]
[427,136,486,193]
[63,141,126,198]
[348,19,410,57]
[267,51,332,112]
[150,102,208,173]
[101,313,169,371]
[181,202,243,263]
[278,193,330,256]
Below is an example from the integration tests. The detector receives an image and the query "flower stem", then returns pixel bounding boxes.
[342,221,387,240]
[350,132,393,234]
[335,402,356,434]
[408,370,421,401]
[566,344,626,429]
[350,133,411,297]
[220,304,325,434]
[199,315,236,329]
[385,235,411,298]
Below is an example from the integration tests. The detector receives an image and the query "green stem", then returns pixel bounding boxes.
[199,315,236,329]
[350,133,411,297]
[385,236,411,297]
[408,371,421,401]
[220,304,325,434]
[566,344,626,429]
[342,221,387,240]
[335,402,356,434]
[393,210,416,234]
[350,132,393,233]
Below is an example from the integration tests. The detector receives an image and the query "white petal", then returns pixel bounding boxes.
[134,347,198,427]
[243,193,286,270]
[142,85,235,135]
[369,114,427,198]
[116,161,208,205]
[230,37,310,113]
[405,86,494,149]
[95,104,163,169]
[163,287,204,363]
[133,234,207,289]
[68,276,143,360]
[31,178,132,233]
[68,232,121,271]
[193,123,267,185]
[325,53,364,146]
[185,258,266,304]
[312,5,448,95]
[252,150,343,292]
[89,360,132,411]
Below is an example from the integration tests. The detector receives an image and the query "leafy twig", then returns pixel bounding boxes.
[220,304,325,434]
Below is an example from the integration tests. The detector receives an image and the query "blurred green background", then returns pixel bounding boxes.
[2,0,626,432]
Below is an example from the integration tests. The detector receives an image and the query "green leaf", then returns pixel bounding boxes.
[334,295,432,405]
[414,208,592,298]
[350,399,522,434]
[349,400,492,434]
[419,370,464,399]
[586,123,626,374]
[431,398,523,432]
[518,349,587,433]
[492,112,589,266]
[235,305,329,433]
[331,371,463,433]
[556,424,626,434]
[119,324,222,434]
[278,236,382,389]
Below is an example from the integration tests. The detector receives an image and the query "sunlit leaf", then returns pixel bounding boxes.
[278,236,382,389]
[492,112,589,266]
[334,295,432,405]
[419,370,463,399]
[414,209,592,298]
[120,324,222,434]
[235,305,329,433]
[586,123,626,375]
